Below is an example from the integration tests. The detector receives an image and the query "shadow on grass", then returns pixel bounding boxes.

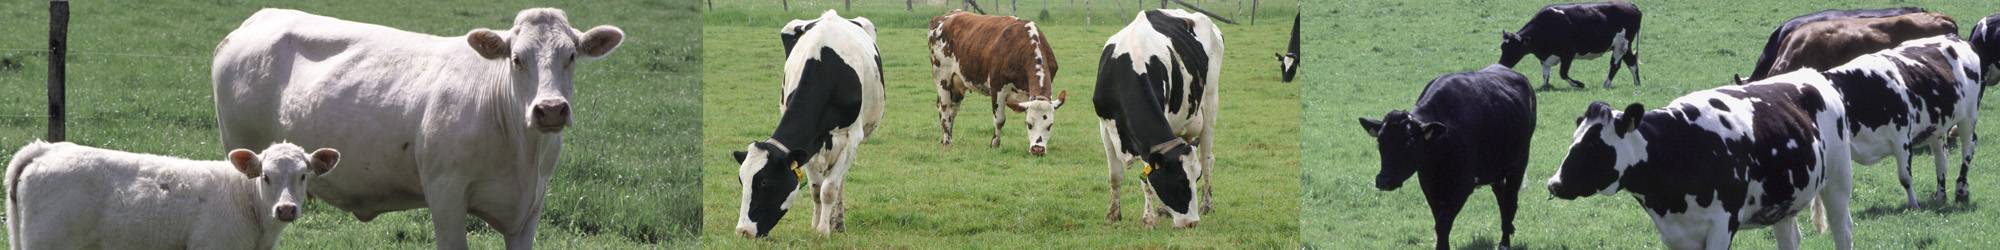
[1854,197,1978,220]
[1459,236,1533,250]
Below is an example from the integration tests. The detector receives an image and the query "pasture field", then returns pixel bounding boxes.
[701,1,1300,248]
[1306,0,2000,249]
[0,0,700,248]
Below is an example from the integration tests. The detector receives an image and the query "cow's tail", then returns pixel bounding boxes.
[6,140,55,248]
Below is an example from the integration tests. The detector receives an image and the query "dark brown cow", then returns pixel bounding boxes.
[929,10,1069,156]
[1739,12,1956,84]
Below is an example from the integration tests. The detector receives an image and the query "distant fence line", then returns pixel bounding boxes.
[0,48,204,60]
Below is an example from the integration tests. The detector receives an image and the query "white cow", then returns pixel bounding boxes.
[6,140,340,250]
[210,8,622,249]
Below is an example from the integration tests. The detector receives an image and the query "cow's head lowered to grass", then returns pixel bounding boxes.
[228,143,341,224]
[1140,139,1203,228]
[731,141,803,237]
[1016,91,1068,156]
[1497,32,1531,68]
[1547,101,1647,200]
[465,8,624,133]
[1359,110,1446,191]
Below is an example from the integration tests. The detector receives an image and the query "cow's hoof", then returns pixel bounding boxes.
[1107,211,1122,222]
[1498,246,1510,250]
[1538,84,1555,91]
[1906,196,1924,209]
[1958,190,1972,202]
[1567,80,1587,88]
[1933,190,1950,202]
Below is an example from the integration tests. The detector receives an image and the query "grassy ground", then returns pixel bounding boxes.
[1306,0,2000,249]
[0,1,700,248]
[701,1,1300,248]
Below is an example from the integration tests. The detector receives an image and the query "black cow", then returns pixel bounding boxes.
[1499,1,1643,89]
[1358,64,1534,250]
[1277,12,1301,83]
[1095,9,1222,229]
[1743,7,1929,81]
[1973,14,2000,85]
[732,10,886,238]
[1546,70,1854,249]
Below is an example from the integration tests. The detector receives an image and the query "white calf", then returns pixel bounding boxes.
[6,141,339,249]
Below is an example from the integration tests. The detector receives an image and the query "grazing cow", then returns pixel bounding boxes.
[1499,1,1643,89]
[1824,35,1983,207]
[731,10,885,238]
[1741,7,1930,81]
[1546,70,1855,249]
[211,8,624,248]
[1095,9,1222,228]
[1358,64,1535,250]
[1971,14,2000,85]
[929,10,1069,156]
[1738,12,1956,84]
[1277,12,1301,83]
[7,141,340,249]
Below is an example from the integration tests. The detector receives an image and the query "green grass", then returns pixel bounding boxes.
[701,3,1299,248]
[1306,0,2000,249]
[0,1,700,248]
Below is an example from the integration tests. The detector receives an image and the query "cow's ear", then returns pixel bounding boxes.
[228,149,262,178]
[309,148,341,176]
[1358,117,1384,137]
[1501,31,1519,42]
[467,28,511,60]
[1417,122,1448,140]
[732,151,749,164]
[578,26,625,59]
[1616,103,1645,135]
[1054,91,1070,109]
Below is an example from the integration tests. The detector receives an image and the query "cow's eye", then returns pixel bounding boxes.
[300,175,307,182]
[262,177,270,184]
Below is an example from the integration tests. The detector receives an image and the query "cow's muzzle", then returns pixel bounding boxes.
[531,99,572,132]
[1029,145,1046,156]
[735,225,760,238]
[275,204,300,222]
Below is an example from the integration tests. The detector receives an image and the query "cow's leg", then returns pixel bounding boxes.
[1774,216,1801,250]
[1957,121,1978,201]
[990,100,1005,148]
[1423,185,1469,250]
[1538,58,1557,89]
[1604,51,1625,89]
[1822,154,1857,250]
[1559,56,1585,88]
[1198,129,1216,214]
[1895,147,1921,208]
[422,181,473,250]
[937,81,964,145]
[1100,120,1126,222]
[1623,49,1642,86]
[1493,177,1520,250]
[1932,141,1951,201]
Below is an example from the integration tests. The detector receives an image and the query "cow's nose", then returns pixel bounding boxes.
[1029,145,1046,156]
[1175,218,1200,228]
[735,226,757,238]
[275,204,300,222]
[531,99,571,132]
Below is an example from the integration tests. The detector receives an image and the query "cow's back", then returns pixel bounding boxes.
[1771,13,1956,78]
[1413,65,1536,171]
[929,12,1056,95]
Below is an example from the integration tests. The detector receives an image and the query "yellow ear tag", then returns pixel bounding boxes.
[1141,163,1154,176]
[790,162,805,180]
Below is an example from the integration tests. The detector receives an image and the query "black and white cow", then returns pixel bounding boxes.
[732,10,885,238]
[1972,14,2000,85]
[1743,7,1929,81]
[1499,1,1643,89]
[1546,70,1854,249]
[1276,12,1300,83]
[1095,9,1222,229]
[1824,35,1983,207]
[1358,64,1535,250]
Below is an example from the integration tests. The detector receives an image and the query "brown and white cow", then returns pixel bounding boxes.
[929,10,1068,156]
[1737,12,1956,83]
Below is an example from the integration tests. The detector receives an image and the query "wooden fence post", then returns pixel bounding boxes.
[48,0,68,142]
